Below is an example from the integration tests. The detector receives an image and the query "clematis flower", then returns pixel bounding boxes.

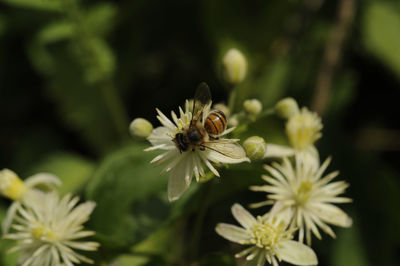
[216,203,318,266]
[145,100,249,201]
[250,155,352,245]
[4,191,99,266]
[264,107,322,168]
[0,169,61,234]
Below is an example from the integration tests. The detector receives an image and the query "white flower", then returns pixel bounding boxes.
[0,169,61,234]
[264,107,322,168]
[145,101,249,201]
[250,155,353,245]
[4,191,99,266]
[216,204,318,266]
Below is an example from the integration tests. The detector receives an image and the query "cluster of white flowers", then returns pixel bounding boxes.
[132,48,352,266]
[0,169,99,266]
[214,95,352,265]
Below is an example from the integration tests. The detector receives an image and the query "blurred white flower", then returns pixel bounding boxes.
[145,101,249,201]
[4,191,99,266]
[216,203,318,266]
[0,169,61,234]
[264,107,322,168]
[250,155,352,245]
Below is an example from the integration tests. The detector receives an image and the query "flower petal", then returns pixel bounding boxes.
[278,240,318,265]
[167,158,191,201]
[263,144,295,158]
[231,203,257,229]
[24,173,61,188]
[215,223,250,244]
[310,202,352,227]
[147,126,175,146]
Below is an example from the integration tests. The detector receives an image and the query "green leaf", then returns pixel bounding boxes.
[30,152,95,195]
[2,0,63,11]
[36,22,74,44]
[27,35,121,153]
[85,143,171,248]
[332,222,369,266]
[84,3,117,37]
[363,2,400,78]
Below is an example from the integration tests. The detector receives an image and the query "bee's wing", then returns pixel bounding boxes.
[201,140,247,159]
[191,82,211,125]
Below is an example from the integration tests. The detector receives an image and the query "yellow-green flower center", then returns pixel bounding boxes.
[295,180,313,206]
[0,169,27,201]
[248,218,293,251]
[31,225,57,241]
[286,108,322,149]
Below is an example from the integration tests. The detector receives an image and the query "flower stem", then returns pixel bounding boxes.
[188,180,213,260]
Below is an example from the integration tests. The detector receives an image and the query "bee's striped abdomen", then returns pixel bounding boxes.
[204,110,227,136]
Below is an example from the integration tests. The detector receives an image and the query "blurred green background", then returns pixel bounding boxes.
[1,0,400,265]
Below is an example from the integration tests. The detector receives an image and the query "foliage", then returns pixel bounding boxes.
[1,0,400,265]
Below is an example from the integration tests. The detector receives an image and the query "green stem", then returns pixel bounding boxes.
[188,180,213,260]
[227,86,237,113]
[99,80,130,140]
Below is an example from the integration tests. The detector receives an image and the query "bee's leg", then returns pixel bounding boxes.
[200,146,206,151]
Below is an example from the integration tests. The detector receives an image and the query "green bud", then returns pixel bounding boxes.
[243,99,262,116]
[129,118,153,138]
[275,97,299,119]
[222,48,247,86]
[243,136,266,161]
[228,114,239,127]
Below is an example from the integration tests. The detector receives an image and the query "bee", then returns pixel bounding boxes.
[173,82,244,159]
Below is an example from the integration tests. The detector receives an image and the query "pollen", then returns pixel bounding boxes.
[247,217,294,252]
[31,225,57,241]
[295,180,313,206]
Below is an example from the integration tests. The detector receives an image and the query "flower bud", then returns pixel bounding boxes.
[222,48,247,86]
[243,136,266,161]
[0,169,27,200]
[213,103,230,118]
[275,97,299,119]
[129,118,153,138]
[228,114,239,127]
[243,99,262,116]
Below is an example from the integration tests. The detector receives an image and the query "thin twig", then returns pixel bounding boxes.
[311,0,356,115]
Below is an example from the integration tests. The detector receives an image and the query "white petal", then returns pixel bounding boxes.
[147,126,175,146]
[167,158,191,201]
[215,223,251,244]
[278,240,318,265]
[24,173,61,188]
[156,108,176,130]
[206,149,249,164]
[310,202,352,227]
[231,203,257,229]
[263,144,295,158]
[2,202,19,234]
